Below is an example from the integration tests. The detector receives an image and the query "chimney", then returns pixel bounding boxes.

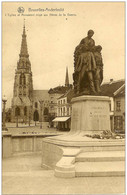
[110,79,113,82]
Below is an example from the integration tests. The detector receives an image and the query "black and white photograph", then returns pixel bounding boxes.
[2,1,125,194]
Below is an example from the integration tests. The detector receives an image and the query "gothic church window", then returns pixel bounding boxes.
[15,107,20,116]
[23,87,26,96]
[44,108,49,115]
[24,107,27,116]
[19,87,22,95]
[20,73,26,85]
[35,102,38,108]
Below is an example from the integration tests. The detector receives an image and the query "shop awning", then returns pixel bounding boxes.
[52,117,70,122]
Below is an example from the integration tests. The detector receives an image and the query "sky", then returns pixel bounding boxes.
[2,2,125,107]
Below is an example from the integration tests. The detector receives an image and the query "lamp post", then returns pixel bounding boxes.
[2,95,8,131]
[39,100,43,129]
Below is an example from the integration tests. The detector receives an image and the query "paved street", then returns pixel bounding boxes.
[2,153,125,194]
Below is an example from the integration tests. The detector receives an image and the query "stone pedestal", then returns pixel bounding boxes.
[41,96,125,178]
[71,96,111,135]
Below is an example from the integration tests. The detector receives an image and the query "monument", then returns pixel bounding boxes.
[71,30,110,135]
[73,30,103,95]
[41,30,125,178]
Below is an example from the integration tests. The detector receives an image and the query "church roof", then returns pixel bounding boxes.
[33,90,50,101]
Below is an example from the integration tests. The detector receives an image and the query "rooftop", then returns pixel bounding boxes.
[58,88,75,103]
[33,90,50,101]
[101,79,125,97]
[48,86,71,94]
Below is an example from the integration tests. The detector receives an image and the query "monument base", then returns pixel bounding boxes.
[70,95,111,135]
[41,96,125,177]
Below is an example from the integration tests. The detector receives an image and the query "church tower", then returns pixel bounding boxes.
[11,22,33,122]
[65,67,69,87]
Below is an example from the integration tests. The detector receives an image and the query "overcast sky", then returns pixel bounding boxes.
[2,2,125,107]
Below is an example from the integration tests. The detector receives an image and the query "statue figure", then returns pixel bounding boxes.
[73,30,103,95]
[93,45,103,93]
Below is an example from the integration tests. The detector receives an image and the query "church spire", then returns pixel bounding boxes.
[65,67,69,87]
[20,20,29,58]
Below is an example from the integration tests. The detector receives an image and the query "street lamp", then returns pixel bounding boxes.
[2,95,8,131]
[39,100,44,129]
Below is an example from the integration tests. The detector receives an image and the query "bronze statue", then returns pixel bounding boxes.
[73,30,103,95]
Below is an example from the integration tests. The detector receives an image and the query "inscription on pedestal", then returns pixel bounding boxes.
[88,104,109,130]
[89,106,107,119]
[71,96,110,133]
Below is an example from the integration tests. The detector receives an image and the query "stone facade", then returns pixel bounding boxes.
[11,24,33,123]
[33,90,50,122]
[11,24,50,123]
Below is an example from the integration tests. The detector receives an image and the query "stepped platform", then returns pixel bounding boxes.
[42,135,125,178]
[75,161,125,177]
[76,151,125,162]
[75,151,125,177]
[42,96,125,178]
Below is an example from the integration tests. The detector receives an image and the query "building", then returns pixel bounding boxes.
[11,23,50,123]
[101,79,125,133]
[33,90,50,122]
[11,23,33,123]
[11,23,73,125]
[53,88,74,130]
[113,84,125,133]
[48,67,72,127]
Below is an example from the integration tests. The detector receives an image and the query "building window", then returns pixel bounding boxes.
[35,102,38,108]
[63,107,65,116]
[63,99,65,104]
[67,107,69,116]
[61,100,62,104]
[70,107,72,114]
[114,116,123,130]
[109,103,111,111]
[24,106,27,116]
[116,101,121,111]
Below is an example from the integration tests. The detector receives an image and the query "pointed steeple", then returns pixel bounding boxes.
[65,67,69,87]
[19,20,29,58]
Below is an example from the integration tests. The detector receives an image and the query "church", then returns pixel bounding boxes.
[11,23,71,123]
